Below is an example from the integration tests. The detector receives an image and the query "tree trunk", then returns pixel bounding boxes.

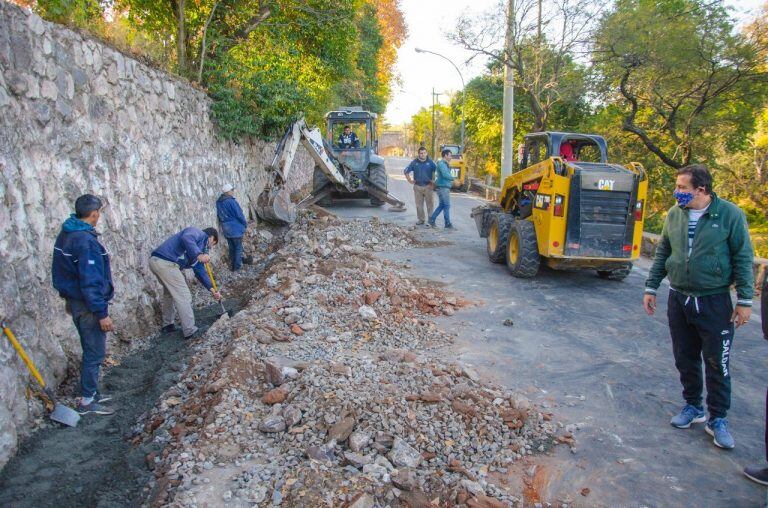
[176,0,187,77]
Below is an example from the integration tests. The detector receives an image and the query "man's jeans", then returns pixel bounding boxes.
[67,299,106,399]
[227,237,243,271]
[429,187,452,227]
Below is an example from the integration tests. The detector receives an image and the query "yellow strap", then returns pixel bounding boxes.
[204,263,218,292]
[2,322,46,389]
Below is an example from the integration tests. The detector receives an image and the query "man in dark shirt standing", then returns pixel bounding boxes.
[52,194,116,416]
[743,275,768,484]
[404,147,437,225]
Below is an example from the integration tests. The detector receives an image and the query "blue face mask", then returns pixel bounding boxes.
[673,190,694,207]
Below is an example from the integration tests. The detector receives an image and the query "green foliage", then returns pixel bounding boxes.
[33,0,404,141]
[35,0,103,25]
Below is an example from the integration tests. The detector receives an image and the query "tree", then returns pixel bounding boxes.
[452,0,599,132]
[593,0,768,169]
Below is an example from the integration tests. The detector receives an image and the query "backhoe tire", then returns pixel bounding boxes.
[597,264,632,281]
[313,166,332,207]
[506,219,540,278]
[486,213,513,264]
[368,164,387,206]
[458,179,470,193]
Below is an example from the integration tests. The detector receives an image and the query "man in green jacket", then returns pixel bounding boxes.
[643,164,754,450]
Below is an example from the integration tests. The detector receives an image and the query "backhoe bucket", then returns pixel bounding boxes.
[255,188,296,225]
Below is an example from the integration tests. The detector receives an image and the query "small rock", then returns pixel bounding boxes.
[262,387,289,405]
[289,324,304,336]
[363,291,382,305]
[388,437,421,468]
[391,467,417,491]
[282,405,302,427]
[327,415,356,442]
[348,492,375,508]
[343,451,372,468]
[307,439,336,463]
[358,305,377,320]
[349,431,371,452]
[259,415,286,433]
[502,319,514,327]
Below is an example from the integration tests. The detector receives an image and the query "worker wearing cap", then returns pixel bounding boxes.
[216,183,249,271]
[149,227,221,339]
[52,194,116,416]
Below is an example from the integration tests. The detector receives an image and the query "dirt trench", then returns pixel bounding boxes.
[0,302,235,508]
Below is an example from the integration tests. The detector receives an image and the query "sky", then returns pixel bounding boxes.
[383,0,767,125]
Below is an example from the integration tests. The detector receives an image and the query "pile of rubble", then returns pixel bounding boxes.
[136,212,562,507]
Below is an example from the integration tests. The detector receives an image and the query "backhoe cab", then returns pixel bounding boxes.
[313,108,389,207]
[471,131,648,280]
[440,144,470,192]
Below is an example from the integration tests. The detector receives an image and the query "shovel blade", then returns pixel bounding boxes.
[50,403,80,427]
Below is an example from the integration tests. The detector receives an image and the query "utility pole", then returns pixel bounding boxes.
[431,88,443,157]
[537,0,542,43]
[500,0,515,181]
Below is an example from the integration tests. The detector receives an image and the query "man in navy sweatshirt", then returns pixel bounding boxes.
[216,183,250,271]
[404,147,436,225]
[52,194,115,416]
[149,227,221,339]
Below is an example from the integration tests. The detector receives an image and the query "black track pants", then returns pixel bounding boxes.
[667,290,734,419]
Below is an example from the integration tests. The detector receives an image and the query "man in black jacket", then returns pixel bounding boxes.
[52,194,115,416]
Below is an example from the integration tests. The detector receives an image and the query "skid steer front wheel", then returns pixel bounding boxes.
[597,264,632,281]
[506,220,540,278]
[486,214,513,263]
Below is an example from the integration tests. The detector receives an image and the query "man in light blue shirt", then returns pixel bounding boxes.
[428,149,455,230]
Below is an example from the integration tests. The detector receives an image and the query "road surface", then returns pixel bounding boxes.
[331,156,767,507]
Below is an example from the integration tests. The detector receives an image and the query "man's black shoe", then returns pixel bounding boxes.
[744,466,768,486]
[183,329,202,340]
[161,324,179,334]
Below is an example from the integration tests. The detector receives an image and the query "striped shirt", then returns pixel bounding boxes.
[687,205,709,255]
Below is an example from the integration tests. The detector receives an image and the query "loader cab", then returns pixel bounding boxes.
[518,132,608,171]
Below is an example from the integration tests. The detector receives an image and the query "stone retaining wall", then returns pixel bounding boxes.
[0,1,312,468]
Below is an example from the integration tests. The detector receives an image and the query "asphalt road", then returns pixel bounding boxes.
[331,156,767,507]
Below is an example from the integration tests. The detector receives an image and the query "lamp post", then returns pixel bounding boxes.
[415,48,466,150]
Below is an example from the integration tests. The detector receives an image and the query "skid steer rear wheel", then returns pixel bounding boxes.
[597,264,632,281]
[368,164,387,206]
[506,219,540,278]
[486,213,513,263]
[313,166,332,207]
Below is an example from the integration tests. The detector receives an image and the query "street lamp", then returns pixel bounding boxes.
[415,48,466,151]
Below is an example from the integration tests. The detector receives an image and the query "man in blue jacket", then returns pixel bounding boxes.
[428,149,456,229]
[216,183,250,271]
[149,227,221,339]
[52,194,115,416]
[404,147,436,225]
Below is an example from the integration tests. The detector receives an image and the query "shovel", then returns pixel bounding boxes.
[204,263,228,317]
[1,319,80,427]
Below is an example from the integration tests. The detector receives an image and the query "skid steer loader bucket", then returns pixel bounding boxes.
[255,188,296,225]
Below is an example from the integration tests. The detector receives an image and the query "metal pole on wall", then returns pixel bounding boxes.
[501,0,515,182]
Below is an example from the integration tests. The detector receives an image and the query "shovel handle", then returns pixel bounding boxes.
[204,262,219,292]
[2,321,47,389]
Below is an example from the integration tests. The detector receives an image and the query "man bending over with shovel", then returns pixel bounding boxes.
[149,227,222,340]
[52,194,116,416]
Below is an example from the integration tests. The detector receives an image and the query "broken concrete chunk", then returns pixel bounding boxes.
[348,430,371,452]
[358,305,377,320]
[388,437,421,468]
[258,415,286,433]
